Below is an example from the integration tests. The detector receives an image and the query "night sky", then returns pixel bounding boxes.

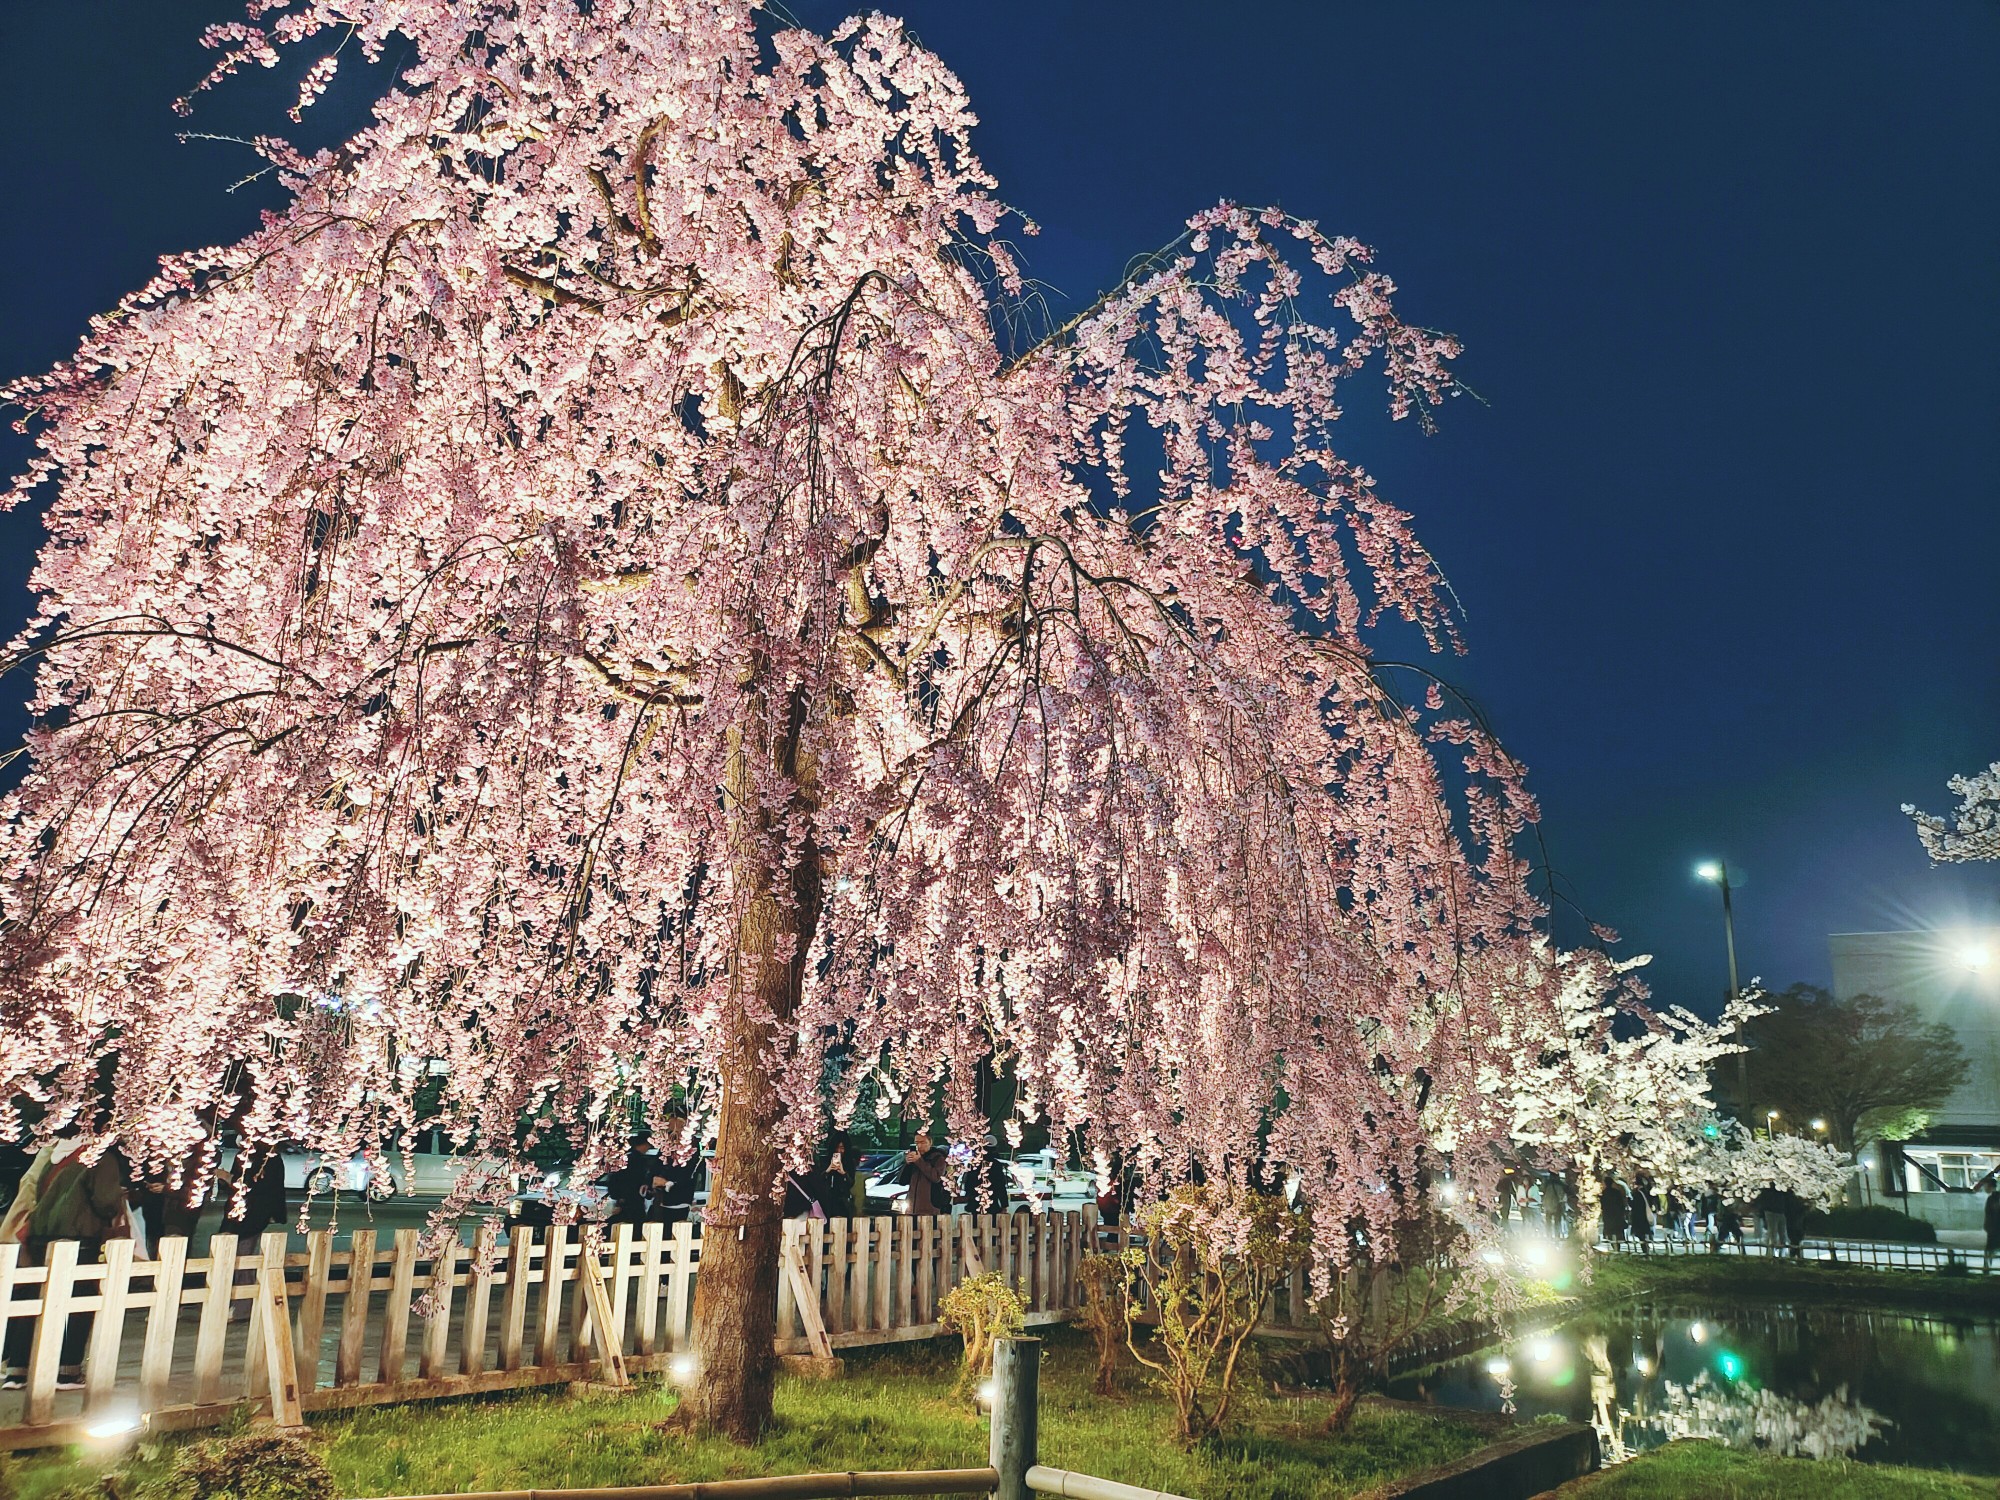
[1,2,1995,1012]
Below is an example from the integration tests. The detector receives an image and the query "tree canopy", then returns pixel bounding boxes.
[1734,984,1970,1152]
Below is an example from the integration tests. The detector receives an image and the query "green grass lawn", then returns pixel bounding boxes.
[4,1328,1493,1500]
[1553,1441,1997,1499]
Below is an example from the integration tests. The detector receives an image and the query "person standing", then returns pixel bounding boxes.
[815,1129,868,1218]
[901,1130,950,1217]
[1985,1179,2000,1268]
[8,1138,133,1386]
[225,1150,290,1321]
[1628,1179,1653,1253]
[1599,1174,1629,1246]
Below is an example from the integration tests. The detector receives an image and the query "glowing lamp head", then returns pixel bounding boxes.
[1810,1118,1827,1132]
[1695,862,1722,882]
[1485,1357,1511,1378]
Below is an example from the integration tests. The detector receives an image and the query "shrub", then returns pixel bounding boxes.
[1803,1204,1938,1243]
[1126,1187,1301,1445]
[1073,1253,1133,1395]
[151,1432,335,1500]
[938,1271,1027,1402]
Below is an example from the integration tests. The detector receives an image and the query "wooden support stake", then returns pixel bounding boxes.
[575,1231,629,1386]
[634,1222,664,1355]
[989,1336,1041,1500]
[781,1234,835,1362]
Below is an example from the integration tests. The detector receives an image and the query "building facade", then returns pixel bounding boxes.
[1828,928,2000,1232]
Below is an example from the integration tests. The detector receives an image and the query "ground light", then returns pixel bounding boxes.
[1716,1350,1745,1382]
[85,1406,142,1442]
[668,1353,699,1383]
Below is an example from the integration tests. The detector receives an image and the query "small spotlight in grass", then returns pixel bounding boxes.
[86,1406,142,1441]
[976,1379,997,1409]
[668,1353,699,1384]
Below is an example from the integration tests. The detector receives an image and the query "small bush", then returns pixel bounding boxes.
[1804,1204,1938,1243]
[151,1432,334,1500]
[938,1271,1027,1402]
[1074,1253,1133,1395]
[1127,1187,1301,1446]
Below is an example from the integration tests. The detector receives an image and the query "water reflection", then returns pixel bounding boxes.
[1388,1303,2000,1475]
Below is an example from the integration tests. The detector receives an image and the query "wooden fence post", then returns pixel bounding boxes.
[255,1231,305,1430]
[334,1228,376,1389]
[83,1238,133,1412]
[295,1231,333,1394]
[24,1239,80,1426]
[191,1233,236,1408]
[138,1235,187,1412]
[988,1335,1040,1500]
[575,1228,629,1387]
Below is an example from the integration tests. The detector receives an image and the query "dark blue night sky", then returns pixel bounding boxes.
[1,2,1994,1012]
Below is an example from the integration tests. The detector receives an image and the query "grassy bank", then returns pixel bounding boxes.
[5,1329,1491,1500]
[1573,1251,2000,1317]
[1552,1441,1995,1498]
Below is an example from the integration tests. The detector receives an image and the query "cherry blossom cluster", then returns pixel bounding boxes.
[1905,760,2000,863]
[0,0,1638,1266]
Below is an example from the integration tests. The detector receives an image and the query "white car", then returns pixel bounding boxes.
[1006,1149,1097,1210]
[278,1148,485,1200]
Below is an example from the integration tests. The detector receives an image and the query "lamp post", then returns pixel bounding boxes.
[1696,860,1747,1116]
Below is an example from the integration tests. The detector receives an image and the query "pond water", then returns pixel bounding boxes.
[1385,1300,2000,1476]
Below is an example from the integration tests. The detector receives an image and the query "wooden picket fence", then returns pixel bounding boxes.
[3,1208,1274,1452]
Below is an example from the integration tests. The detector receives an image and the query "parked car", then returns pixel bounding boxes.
[1004,1148,1097,1211]
[276,1148,485,1200]
[505,1169,615,1229]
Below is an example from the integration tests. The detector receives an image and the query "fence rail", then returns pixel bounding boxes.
[1590,1233,1996,1275]
[3,1209,1261,1451]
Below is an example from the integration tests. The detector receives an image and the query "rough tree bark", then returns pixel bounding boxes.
[681,686,822,1440]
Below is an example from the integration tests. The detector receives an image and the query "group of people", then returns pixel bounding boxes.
[1493,1167,1583,1238]
[1,1129,286,1389]
[1594,1171,1809,1256]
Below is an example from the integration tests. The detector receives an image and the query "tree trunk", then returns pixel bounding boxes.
[681,691,822,1442]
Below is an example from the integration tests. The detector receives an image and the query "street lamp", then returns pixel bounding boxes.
[1765,1109,1779,1139]
[1697,860,1747,1112]
[1810,1118,1827,1134]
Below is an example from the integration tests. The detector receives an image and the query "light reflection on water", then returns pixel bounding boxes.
[1386,1302,2000,1475]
